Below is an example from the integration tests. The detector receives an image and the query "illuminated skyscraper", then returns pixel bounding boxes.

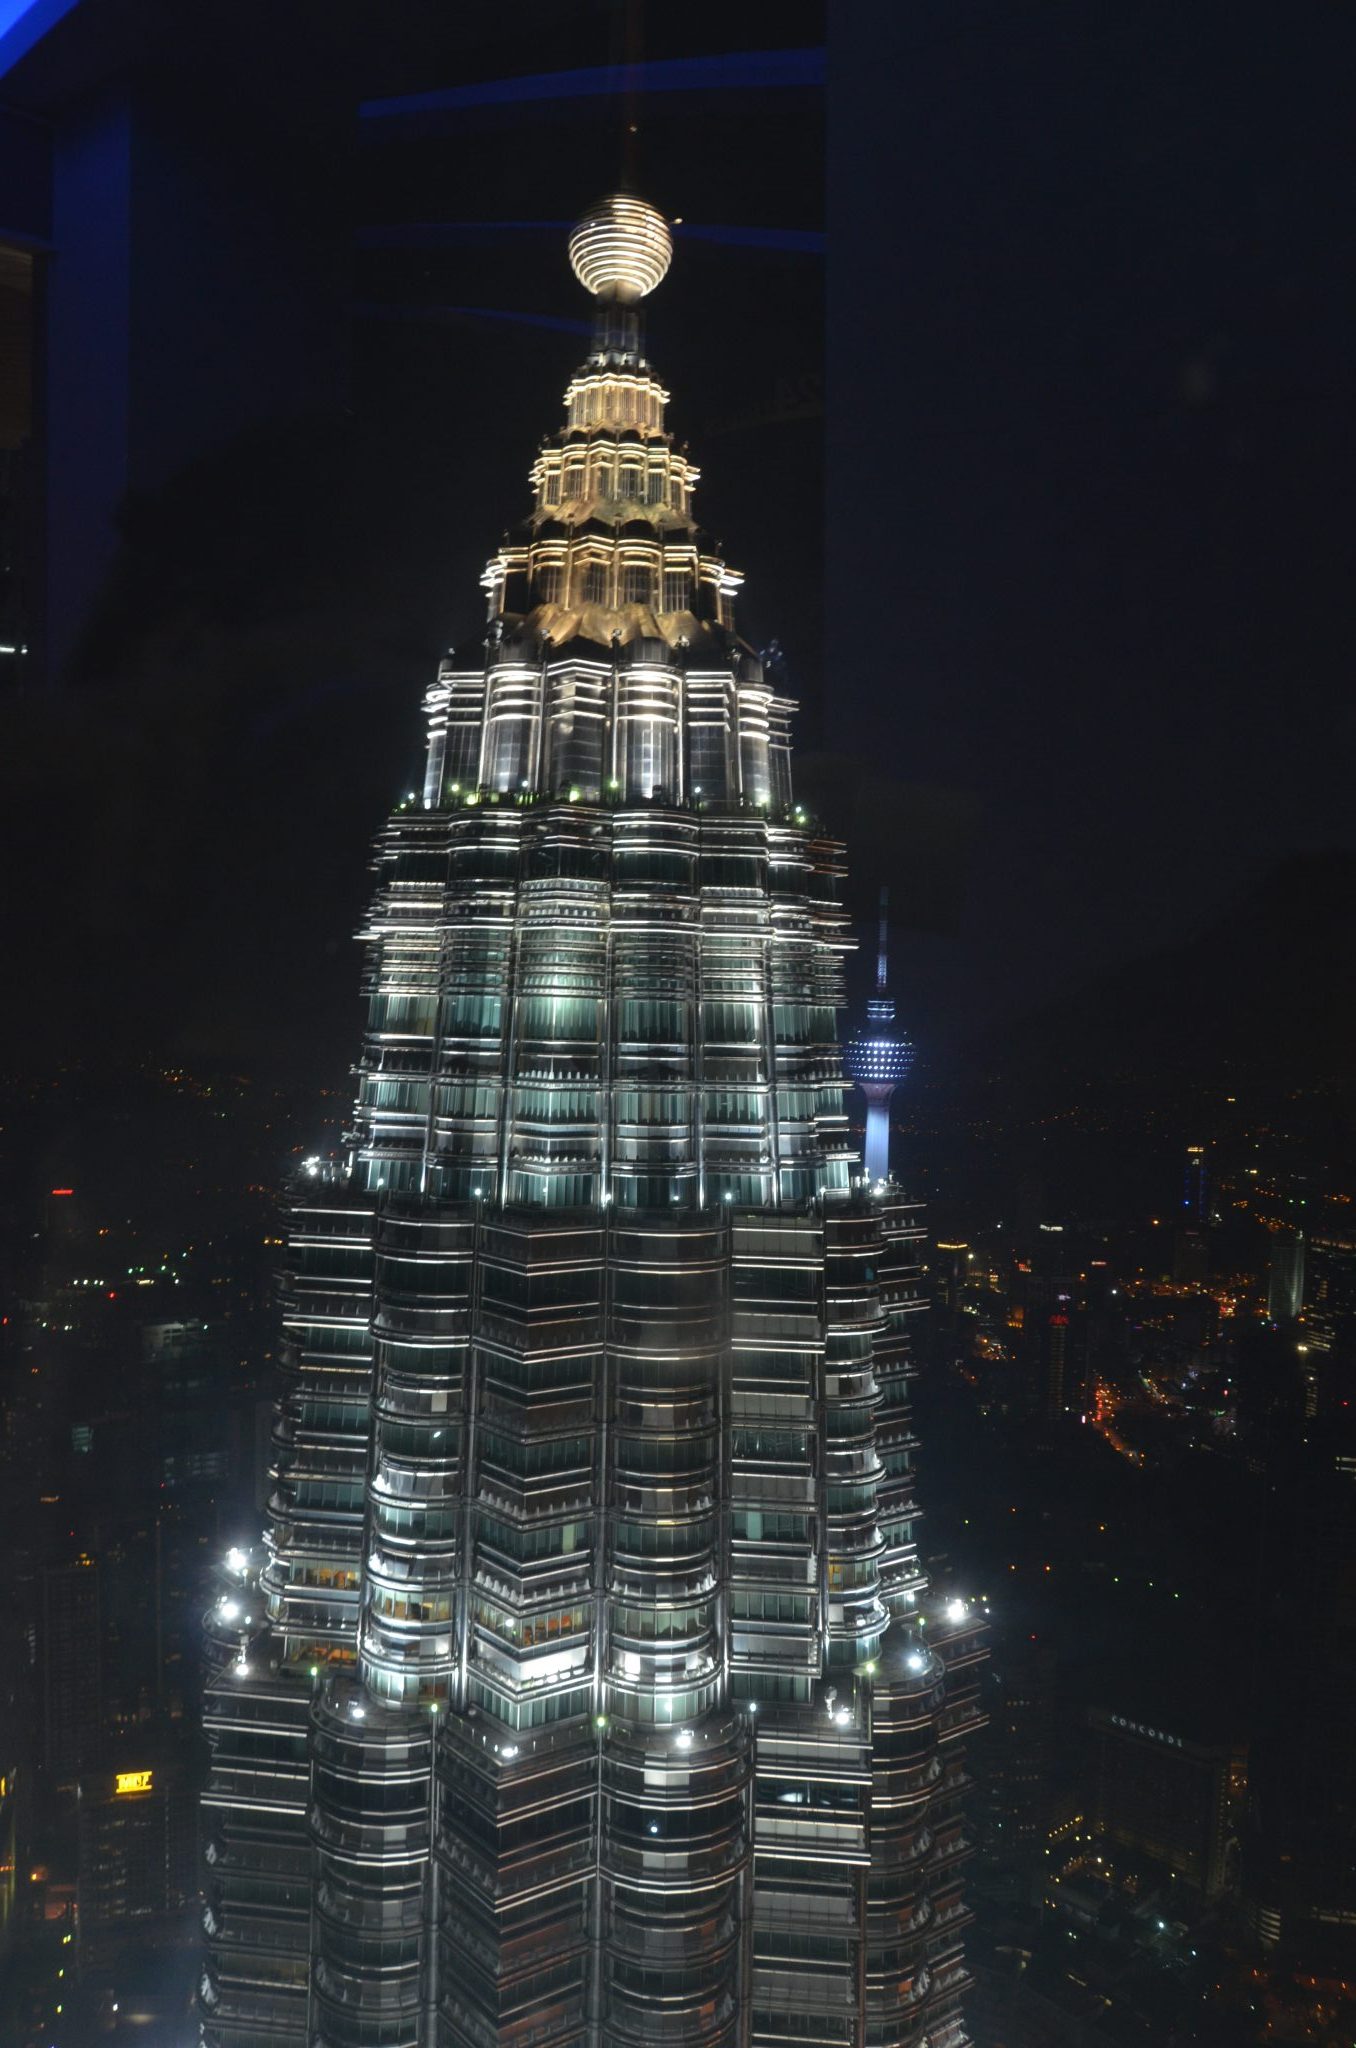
[200,195,983,2048]
[844,890,914,1184]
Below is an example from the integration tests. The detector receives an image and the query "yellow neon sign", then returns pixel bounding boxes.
[114,1770,153,1796]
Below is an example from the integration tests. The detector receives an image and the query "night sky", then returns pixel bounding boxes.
[4,0,1353,1099]
[831,1,1355,1053]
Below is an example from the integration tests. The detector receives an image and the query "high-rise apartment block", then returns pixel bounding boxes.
[200,196,983,2048]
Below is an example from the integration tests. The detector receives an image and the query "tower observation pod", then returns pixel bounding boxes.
[198,196,984,2048]
[844,888,915,1183]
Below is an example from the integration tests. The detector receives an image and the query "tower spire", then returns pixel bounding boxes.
[876,884,890,994]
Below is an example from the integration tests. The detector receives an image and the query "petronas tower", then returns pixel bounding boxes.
[200,195,983,2048]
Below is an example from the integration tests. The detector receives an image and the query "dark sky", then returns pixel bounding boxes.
[4,0,1353,1092]
[830,1,1356,1048]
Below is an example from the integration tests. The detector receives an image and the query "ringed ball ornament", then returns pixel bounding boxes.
[569,194,673,303]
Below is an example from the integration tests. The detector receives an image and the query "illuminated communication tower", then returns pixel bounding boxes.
[844,887,915,1183]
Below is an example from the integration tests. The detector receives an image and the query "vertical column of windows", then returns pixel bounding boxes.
[505,878,607,1209]
[736,675,774,808]
[543,659,609,797]
[868,1197,928,1610]
[699,825,776,1206]
[749,1714,870,2043]
[604,1218,726,1725]
[609,828,699,1207]
[463,1219,602,1732]
[619,557,655,604]
[269,1192,377,1669]
[766,857,835,1205]
[728,1218,822,1706]
[615,649,681,799]
[684,670,736,803]
[768,695,795,811]
[360,1205,473,1706]
[435,1722,595,2046]
[308,1691,433,2044]
[355,825,447,1192]
[200,1670,313,2045]
[482,653,544,794]
[805,836,853,1195]
[599,1716,751,2047]
[577,555,608,605]
[353,824,521,1204]
[437,670,487,794]
[662,563,694,614]
[820,1214,889,1671]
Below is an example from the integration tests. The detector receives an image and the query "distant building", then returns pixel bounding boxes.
[1300,1234,1356,1406]
[1245,1503,1356,1957]
[1085,1707,1244,1898]
[1268,1232,1305,1324]
[1173,1225,1209,1287]
[141,1319,233,1488]
[0,1763,17,1966]
[931,1242,972,1316]
[930,1241,974,1369]
[41,1557,102,1782]
[1013,1174,1046,1259]
[1008,1233,1090,1422]
[76,1758,196,1950]
[1172,1143,1213,1286]
[974,1635,1057,1909]
[1182,1144,1210,1229]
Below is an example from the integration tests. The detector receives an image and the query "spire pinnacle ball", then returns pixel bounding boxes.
[568,194,673,303]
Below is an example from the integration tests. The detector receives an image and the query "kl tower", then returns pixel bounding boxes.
[845,886,915,1184]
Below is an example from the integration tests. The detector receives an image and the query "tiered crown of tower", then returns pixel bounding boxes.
[423,195,792,812]
[474,193,742,662]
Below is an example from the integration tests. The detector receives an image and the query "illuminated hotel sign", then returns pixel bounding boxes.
[114,1770,154,1796]
[1110,1715,1183,1749]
